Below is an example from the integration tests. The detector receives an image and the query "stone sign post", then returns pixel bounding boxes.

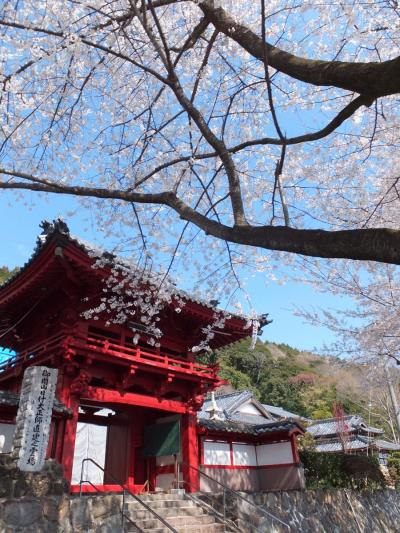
[12,366,58,472]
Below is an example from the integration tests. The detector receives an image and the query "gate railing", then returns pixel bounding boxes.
[181,462,291,532]
[79,458,178,533]
[0,331,218,381]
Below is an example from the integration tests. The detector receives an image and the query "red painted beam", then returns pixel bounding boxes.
[71,483,148,494]
[83,386,190,414]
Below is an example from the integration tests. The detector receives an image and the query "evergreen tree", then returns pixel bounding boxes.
[0,266,17,285]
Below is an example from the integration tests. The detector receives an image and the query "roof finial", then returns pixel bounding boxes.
[205,391,223,420]
[40,218,70,236]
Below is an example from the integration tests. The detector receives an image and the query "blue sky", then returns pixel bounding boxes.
[0,189,352,352]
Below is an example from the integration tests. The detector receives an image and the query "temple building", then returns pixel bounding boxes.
[198,390,305,491]
[0,220,304,494]
[308,415,400,462]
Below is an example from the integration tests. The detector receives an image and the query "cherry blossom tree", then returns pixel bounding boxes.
[295,258,400,435]
[0,0,400,275]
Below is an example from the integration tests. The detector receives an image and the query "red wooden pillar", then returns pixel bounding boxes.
[60,394,80,484]
[181,413,199,492]
[57,365,81,485]
[148,457,157,491]
[290,433,300,464]
[127,416,136,491]
[52,418,66,463]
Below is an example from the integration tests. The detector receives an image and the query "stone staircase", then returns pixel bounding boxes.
[123,491,228,532]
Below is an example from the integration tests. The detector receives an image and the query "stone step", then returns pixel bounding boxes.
[131,512,217,530]
[179,526,226,533]
[125,504,204,520]
[126,524,226,533]
[130,492,185,502]
[123,492,231,533]
[126,498,195,509]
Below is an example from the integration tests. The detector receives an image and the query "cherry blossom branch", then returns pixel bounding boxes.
[199,0,400,97]
[2,169,400,264]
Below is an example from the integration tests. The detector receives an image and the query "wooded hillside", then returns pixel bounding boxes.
[207,339,400,441]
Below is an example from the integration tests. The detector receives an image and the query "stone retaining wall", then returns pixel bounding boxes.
[0,455,124,533]
[234,489,400,532]
[0,494,124,533]
[1,453,400,533]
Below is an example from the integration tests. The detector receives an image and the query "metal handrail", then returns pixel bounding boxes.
[181,462,290,531]
[185,492,240,532]
[79,458,178,533]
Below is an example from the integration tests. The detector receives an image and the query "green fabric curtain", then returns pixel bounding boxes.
[143,421,180,457]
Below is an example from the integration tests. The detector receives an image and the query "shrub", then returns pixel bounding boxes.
[387,451,400,489]
[300,451,386,490]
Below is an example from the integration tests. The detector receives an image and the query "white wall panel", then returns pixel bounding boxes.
[0,423,15,453]
[71,423,108,484]
[232,444,257,466]
[203,441,231,465]
[256,442,293,466]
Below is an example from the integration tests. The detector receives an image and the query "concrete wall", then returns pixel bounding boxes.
[258,465,305,491]
[200,467,260,491]
[200,464,305,492]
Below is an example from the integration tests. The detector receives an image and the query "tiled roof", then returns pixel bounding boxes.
[262,403,310,422]
[0,390,71,416]
[0,220,265,329]
[374,439,400,451]
[229,412,274,425]
[199,390,305,436]
[307,415,384,437]
[315,436,371,453]
[201,389,307,422]
[199,417,302,436]
[199,390,274,425]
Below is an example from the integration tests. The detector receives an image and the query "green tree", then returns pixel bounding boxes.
[215,338,315,416]
[0,266,17,285]
[214,338,365,420]
[387,451,400,489]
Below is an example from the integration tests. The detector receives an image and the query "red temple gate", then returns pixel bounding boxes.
[0,221,252,493]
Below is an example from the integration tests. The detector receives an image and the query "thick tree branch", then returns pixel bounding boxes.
[168,73,248,226]
[200,0,400,97]
[1,170,400,265]
[230,94,375,152]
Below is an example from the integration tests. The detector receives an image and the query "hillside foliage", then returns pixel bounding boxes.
[210,339,400,432]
